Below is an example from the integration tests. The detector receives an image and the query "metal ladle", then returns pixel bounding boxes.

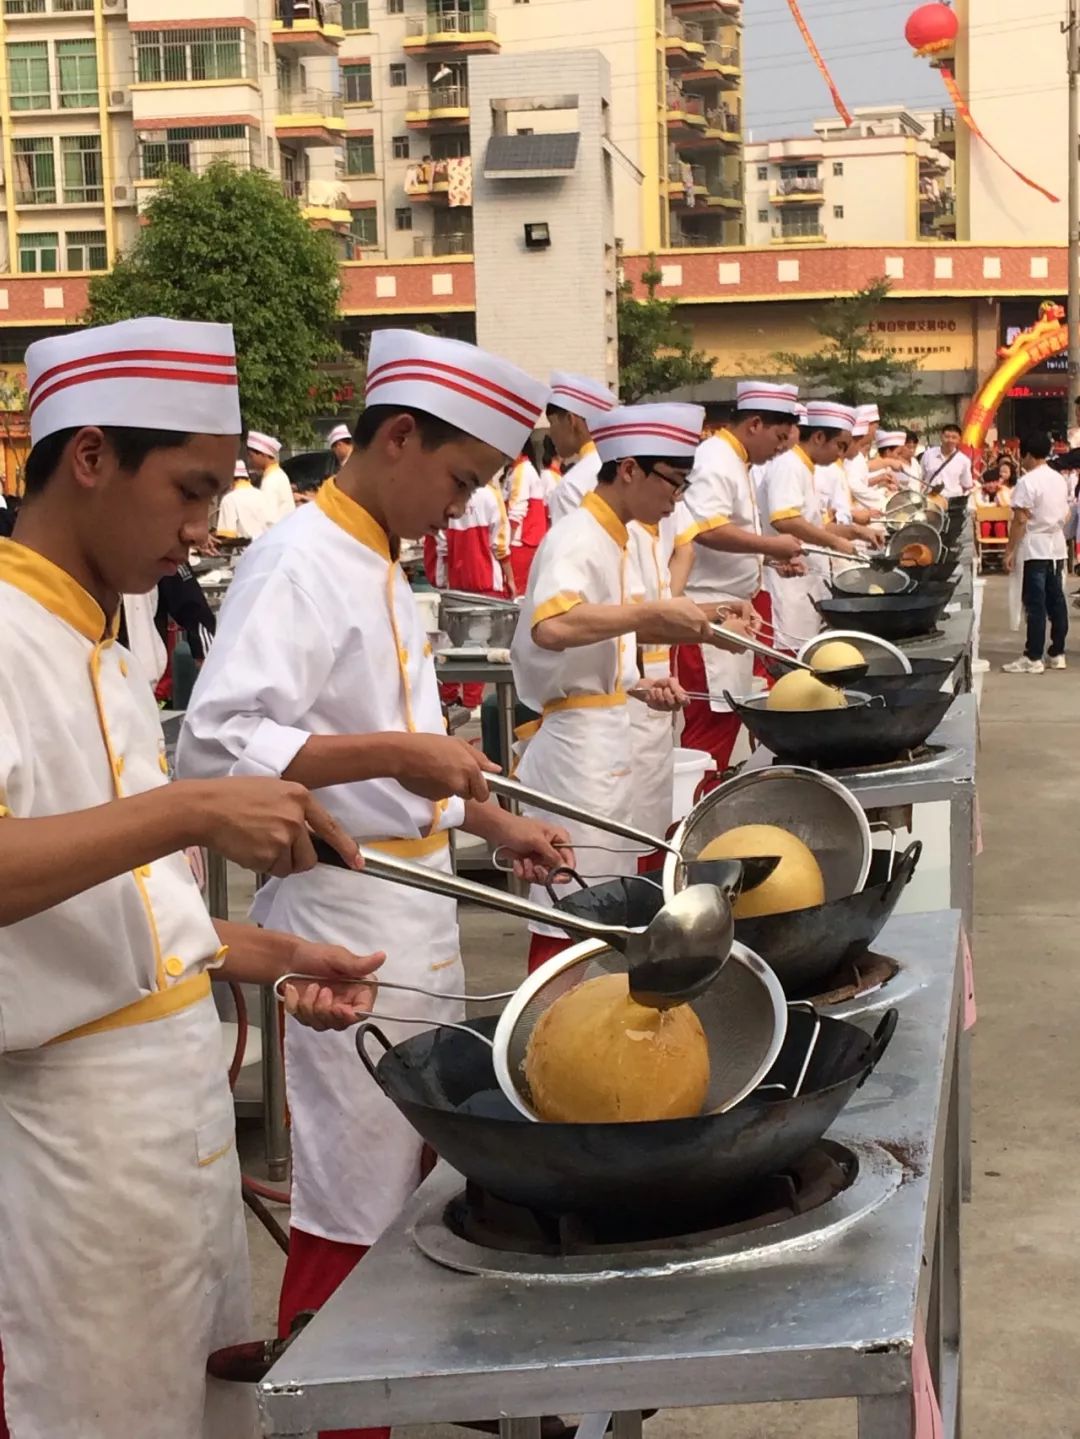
[710,621,869,688]
[310,838,751,1006]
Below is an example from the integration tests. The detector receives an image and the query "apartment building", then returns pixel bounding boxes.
[743,106,954,249]
[0,0,349,282]
[337,0,744,262]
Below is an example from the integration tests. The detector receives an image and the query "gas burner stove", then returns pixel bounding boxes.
[410,1140,903,1281]
[898,625,946,645]
[821,742,958,780]
[801,951,899,1007]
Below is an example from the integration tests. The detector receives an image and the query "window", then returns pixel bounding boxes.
[18,231,59,273]
[350,209,378,247]
[5,0,47,12]
[12,138,55,204]
[345,134,375,175]
[430,132,468,160]
[61,134,103,202]
[57,38,98,107]
[341,0,369,26]
[139,124,251,180]
[343,62,372,104]
[394,206,412,231]
[66,228,107,271]
[389,62,407,87]
[392,134,410,159]
[134,28,247,85]
[757,208,768,222]
[55,0,95,8]
[387,0,404,12]
[833,204,844,219]
[779,163,818,180]
[833,161,844,176]
[8,42,50,111]
[756,165,767,181]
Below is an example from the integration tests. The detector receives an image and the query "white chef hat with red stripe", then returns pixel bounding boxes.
[805,400,856,432]
[876,430,906,450]
[365,330,549,458]
[592,403,705,464]
[327,423,352,446]
[247,430,282,459]
[856,403,880,424]
[26,317,241,447]
[234,459,249,479]
[736,381,799,418]
[548,370,617,422]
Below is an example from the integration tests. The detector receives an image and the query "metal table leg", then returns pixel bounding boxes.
[261,982,290,1183]
[857,1393,914,1438]
[939,996,964,1439]
[950,786,975,1201]
[495,678,527,898]
[205,849,229,921]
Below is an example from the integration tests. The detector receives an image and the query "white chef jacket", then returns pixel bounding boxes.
[216,479,272,541]
[844,450,886,510]
[1010,464,1070,561]
[816,461,853,525]
[676,429,763,602]
[546,443,601,526]
[627,515,678,681]
[258,461,296,524]
[0,539,225,1053]
[921,446,973,498]
[626,517,678,838]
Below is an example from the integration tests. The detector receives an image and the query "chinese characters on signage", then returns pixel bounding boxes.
[869,317,960,360]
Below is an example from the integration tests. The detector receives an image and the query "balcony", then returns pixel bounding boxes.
[275,88,345,146]
[272,1,345,56]
[771,221,824,244]
[931,201,957,236]
[135,139,258,196]
[406,84,469,129]
[684,38,741,87]
[666,85,707,135]
[4,0,97,15]
[403,9,499,56]
[670,0,737,14]
[412,231,472,257]
[282,177,351,229]
[665,15,707,67]
[933,109,956,155]
[771,175,824,204]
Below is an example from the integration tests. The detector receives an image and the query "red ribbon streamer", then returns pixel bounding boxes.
[941,66,1059,204]
[784,0,852,127]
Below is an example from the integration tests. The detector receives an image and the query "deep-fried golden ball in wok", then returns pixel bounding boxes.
[697,823,826,919]
[766,669,848,711]
[524,973,710,1124]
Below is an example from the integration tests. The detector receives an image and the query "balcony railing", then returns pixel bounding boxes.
[138,142,256,182]
[5,0,95,11]
[413,231,472,257]
[772,221,824,241]
[667,87,705,116]
[774,175,823,197]
[275,0,342,25]
[405,9,495,37]
[276,87,344,118]
[407,84,469,112]
[933,109,956,146]
[666,14,705,43]
[706,104,739,133]
[701,39,740,67]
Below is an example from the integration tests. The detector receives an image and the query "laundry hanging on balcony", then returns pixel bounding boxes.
[446,154,472,208]
[783,0,852,126]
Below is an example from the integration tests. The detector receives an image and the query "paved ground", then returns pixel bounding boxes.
[240,574,1080,1437]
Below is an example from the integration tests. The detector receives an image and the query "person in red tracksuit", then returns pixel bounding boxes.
[439,480,514,709]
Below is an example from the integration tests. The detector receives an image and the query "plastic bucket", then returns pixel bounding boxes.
[672,747,713,823]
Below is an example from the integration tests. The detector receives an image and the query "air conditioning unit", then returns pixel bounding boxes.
[109,89,128,106]
[113,184,129,200]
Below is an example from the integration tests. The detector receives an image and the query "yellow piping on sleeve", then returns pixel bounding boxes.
[532,590,584,626]
[674,513,729,548]
[770,508,803,522]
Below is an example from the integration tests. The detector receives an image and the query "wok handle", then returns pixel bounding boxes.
[857,1008,900,1087]
[544,865,588,902]
[355,1023,393,1088]
[485,773,677,857]
[894,839,923,887]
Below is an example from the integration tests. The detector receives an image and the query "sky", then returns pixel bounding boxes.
[744,0,939,139]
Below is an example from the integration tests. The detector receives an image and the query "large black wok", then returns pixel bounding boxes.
[356,1008,897,1228]
[726,687,955,767]
[814,592,949,641]
[857,655,960,698]
[905,560,959,587]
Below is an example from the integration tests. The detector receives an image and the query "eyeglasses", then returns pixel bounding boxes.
[644,466,691,498]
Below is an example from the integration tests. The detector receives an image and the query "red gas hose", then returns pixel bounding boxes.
[225,982,291,1240]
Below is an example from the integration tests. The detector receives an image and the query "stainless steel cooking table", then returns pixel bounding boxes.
[260,909,963,1439]
[897,609,975,689]
[435,656,519,780]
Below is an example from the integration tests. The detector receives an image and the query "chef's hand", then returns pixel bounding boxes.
[826,536,859,557]
[183,778,361,878]
[701,599,757,631]
[764,534,803,562]
[281,940,386,1032]
[494,814,575,884]
[769,558,808,578]
[653,597,715,644]
[638,676,688,712]
[392,734,499,803]
[851,525,883,549]
[1003,550,1016,574]
[706,617,751,653]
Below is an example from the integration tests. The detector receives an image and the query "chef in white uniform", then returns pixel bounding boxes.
[512,402,740,971]
[844,404,893,514]
[0,316,388,1439]
[245,430,295,523]
[178,330,573,1385]
[327,422,354,472]
[544,371,617,525]
[215,458,272,541]
[671,382,804,770]
[627,510,682,838]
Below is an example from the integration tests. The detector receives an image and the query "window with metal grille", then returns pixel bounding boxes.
[430,133,468,160]
[833,161,844,176]
[18,231,59,273]
[387,0,404,12]
[4,0,46,13]
[345,134,375,175]
[57,38,97,107]
[61,134,103,202]
[392,134,410,159]
[12,137,56,204]
[134,28,249,85]
[139,124,253,180]
[8,42,50,111]
[756,165,767,181]
[343,62,372,104]
[66,228,107,270]
[394,206,412,231]
[341,0,369,27]
[833,204,844,219]
[389,62,407,87]
[350,209,377,246]
[757,208,767,222]
[55,0,95,9]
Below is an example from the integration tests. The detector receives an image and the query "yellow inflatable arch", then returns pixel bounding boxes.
[960,301,1068,458]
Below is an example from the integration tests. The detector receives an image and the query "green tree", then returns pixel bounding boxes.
[86,163,342,442]
[771,278,924,424]
[0,371,28,496]
[617,256,715,403]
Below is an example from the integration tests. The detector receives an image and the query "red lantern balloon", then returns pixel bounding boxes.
[904,2,958,57]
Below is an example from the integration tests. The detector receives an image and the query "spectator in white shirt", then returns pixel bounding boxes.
[1003,432,1070,673]
[921,423,973,498]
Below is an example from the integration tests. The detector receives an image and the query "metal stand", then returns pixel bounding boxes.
[261,982,290,1182]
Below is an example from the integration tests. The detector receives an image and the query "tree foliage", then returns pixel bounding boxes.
[0,372,28,493]
[86,163,341,442]
[771,278,924,424]
[617,256,715,403]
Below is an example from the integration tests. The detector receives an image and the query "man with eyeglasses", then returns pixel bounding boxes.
[511,403,751,972]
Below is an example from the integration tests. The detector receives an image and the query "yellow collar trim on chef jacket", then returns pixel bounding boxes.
[234,478,252,489]
[793,444,814,472]
[573,440,598,463]
[315,479,392,562]
[0,538,116,644]
[638,521,660,537]
[718,428,749,463]
[582,490,628,549]
[366,831,450,859]
[48,971,211,1047]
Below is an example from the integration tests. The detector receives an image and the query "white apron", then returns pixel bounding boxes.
[0,996,255,1439]
[1009,535,1027,631]
[516,704,636,938]
[766,567,826,654]
[630,656,676,840]
[700,637,755,713]
[260,847,464,1246]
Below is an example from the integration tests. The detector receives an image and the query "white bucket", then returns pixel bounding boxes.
[672,747,713,823]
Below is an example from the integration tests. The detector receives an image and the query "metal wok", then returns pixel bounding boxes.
[814,592,950,642]
[905,560,960,587]
[726,688,955,768]
[356,1005,898,1228]
[856,655,961,697]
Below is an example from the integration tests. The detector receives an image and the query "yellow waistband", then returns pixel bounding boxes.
[641,647,670,665]
[542,691,627,718]
[365,830,451,859]
[48,972,212,1047]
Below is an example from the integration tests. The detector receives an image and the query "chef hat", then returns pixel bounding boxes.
[876,430,906,450]
[234,459,249,479]
[856,403,880,424]
[247,430,282,459]
[795,404,809,426]
[852,421,869,438]
[365,330,549,458]
[26,317,241,448]
[736,381,799,418]
[548,371,617,422]
[805,401,856,433]
[327,423,352,447]
[592,403,705,464]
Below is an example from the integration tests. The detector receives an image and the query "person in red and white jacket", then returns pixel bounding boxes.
[503,444,547,591]
[440,480,514,708]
